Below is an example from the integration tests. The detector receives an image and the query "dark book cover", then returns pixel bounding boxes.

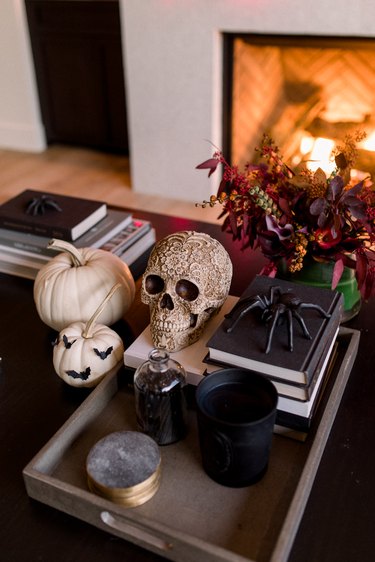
[204,326,338,403]
[0,189,107,241]
[205,298,341,401]
[0,208,132,256]
[207,275,343,385]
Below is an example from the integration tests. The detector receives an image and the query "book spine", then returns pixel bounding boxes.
[299,291,343,382]
[0,218,74,242]
[275,410,312,432]
[0,237,53,258]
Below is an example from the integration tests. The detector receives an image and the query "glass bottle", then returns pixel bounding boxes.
[134,348,188,445]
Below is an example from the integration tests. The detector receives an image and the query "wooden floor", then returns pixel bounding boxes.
[0,145,219,223]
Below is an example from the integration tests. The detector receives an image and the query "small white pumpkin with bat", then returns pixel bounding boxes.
[53,284,124,388]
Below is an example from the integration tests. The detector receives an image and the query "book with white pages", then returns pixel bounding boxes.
[0,226,156,280]
[276,327,339,416]
[0,211,150,261]
[0,189,108,241]
[124,296,238,385]
[204,311,340,401]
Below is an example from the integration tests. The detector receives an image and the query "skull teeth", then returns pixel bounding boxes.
[153,313,198,333]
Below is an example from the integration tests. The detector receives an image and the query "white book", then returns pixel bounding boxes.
[124,296,238,385]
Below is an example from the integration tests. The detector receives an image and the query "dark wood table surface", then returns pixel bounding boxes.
[1,209,374,562]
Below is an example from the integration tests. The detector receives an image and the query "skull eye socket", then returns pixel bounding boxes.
[145,274,164,295]
[176,279,199,301]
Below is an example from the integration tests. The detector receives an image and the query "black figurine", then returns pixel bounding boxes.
[26,195,62,216]
[224,285,331,354]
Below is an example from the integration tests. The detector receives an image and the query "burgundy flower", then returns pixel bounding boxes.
[197,133,375,298]
[314,228,342,250]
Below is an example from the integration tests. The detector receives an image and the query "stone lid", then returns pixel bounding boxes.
[86,430,161,507]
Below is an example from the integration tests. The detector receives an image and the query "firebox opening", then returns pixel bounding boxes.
[223,33,375,179]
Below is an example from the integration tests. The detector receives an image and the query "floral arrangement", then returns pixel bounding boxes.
[197,133,375,299]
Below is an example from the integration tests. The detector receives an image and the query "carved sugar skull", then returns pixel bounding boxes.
[141,231,233,352]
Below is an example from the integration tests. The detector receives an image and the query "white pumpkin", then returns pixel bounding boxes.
[34,238,135,331]
[53,284,125,388]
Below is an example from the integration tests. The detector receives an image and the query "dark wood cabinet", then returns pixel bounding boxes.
[25,0,129,153]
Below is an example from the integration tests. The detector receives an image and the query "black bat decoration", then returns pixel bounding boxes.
[63,335,77,349]
[66,367,91,381]
[93,346,113,360]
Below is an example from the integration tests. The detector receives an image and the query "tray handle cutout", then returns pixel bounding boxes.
[100,511,174,552]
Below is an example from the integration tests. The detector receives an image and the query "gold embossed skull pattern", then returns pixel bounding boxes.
[141,231,233,352]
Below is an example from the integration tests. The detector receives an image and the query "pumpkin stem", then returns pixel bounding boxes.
[48,238,86,267]
[82,283,122,339]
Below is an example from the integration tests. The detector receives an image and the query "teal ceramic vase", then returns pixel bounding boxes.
[277,259,361,322]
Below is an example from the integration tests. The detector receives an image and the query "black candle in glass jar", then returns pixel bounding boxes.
[134,348,187,445]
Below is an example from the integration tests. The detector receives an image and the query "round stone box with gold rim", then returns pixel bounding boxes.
[86,430,161,507]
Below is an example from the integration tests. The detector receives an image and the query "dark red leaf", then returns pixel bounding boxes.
[243,212,249,237]
[330,176,344,199]
[310,198,325,215]
[333,214,341,234]
[278,197,290,215]
[349,205,367,222]
[317,211,329,228]
[196,158,219,177]
[332,258,344,290]
[217,178,227,197]
[355,252,368,289]
[344,181,364,198]
[335,152,347,169]
[229,211,238,237]
[344,195,364,207]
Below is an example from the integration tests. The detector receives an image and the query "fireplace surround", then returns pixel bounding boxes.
[121,0,375,203]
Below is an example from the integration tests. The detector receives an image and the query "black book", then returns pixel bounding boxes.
[0,208,132,257]
[204,294,341,401]
[206,275,343,386]
[0,189,107,241]
[275,342,340,434]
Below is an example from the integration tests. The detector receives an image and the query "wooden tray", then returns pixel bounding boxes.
[23,327,359,562]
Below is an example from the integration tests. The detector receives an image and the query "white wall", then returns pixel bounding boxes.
[0,0,45,151]
[121,0,375,202]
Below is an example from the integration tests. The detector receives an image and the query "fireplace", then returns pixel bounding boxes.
[223,33,375,176]
[112,2,375,202]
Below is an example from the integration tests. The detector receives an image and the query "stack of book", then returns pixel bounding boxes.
[124,275,343,440]
[205,275,343,440]
[0,189,156,280]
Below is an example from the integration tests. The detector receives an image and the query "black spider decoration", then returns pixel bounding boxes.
[26,195,62,216]
[224,285,331,354]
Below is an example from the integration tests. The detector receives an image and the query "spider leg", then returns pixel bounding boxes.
[45,199,62,212]
[265,308,282,354]
[286,309,294,352]
[224,300,262,333]
[269,286,282,303]
[26,198,38,215]
[299,303,331,318]
[292,311,312,339]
